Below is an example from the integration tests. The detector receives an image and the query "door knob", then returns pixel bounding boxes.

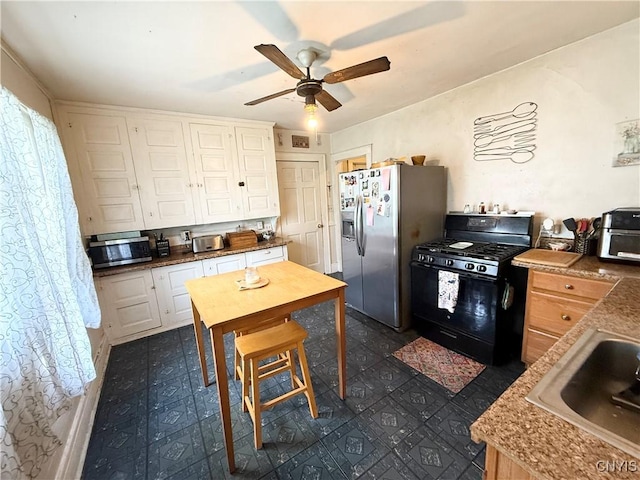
[317,223,324,228]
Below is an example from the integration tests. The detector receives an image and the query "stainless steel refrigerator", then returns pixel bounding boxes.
[339,164,446,331]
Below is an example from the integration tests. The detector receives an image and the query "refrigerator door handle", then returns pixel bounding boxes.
[354,195,362,256]
[356,194,365,257]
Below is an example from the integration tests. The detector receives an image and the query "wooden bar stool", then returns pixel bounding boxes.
[234,315,289,381]
[235,320,318,449]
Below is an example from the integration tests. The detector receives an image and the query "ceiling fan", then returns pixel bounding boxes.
[245,44,390,112]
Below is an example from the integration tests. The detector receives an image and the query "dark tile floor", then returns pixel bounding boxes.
[82,301,525,480]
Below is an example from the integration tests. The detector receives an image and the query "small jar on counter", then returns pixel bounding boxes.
[492,203,500,214]
[478,202,486,214]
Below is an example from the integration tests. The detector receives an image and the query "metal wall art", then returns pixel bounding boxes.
[473,102,538,164]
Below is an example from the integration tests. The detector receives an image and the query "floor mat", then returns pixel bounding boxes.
[393,337,486,393]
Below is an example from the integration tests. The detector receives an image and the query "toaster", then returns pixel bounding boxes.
[192,234,225,253]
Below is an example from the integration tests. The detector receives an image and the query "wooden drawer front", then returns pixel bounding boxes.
[530,271,613,300]
[528,291,592,336]
[524,328,559,365]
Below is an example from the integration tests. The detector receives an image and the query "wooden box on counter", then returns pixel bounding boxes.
[227,230,258,249]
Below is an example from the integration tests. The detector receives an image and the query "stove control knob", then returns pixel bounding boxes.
[428,256,435,263]
[446,259,454,267]
[465,263,475,270]
[418,254,425,262]
[477,265,487,272]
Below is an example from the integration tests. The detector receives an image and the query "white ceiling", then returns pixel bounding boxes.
[2,1,638,133]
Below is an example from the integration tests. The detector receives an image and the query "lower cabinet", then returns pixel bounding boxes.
[484,445,534,480]
[96,270,162,341]
[521,270,614,365]
[153,261,205,327]
[202,254,246,276]
[97,246,288,344]
[245,246,287,266]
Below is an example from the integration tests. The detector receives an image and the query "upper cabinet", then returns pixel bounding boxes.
[234,126,280,218]
[62,111,145,234]
[189,123,241,223]
[57,103,279,235]
[128,116,197,229]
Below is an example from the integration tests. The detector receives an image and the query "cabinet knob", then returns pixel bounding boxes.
[564,284,574,290]
[238,181,245,187]
[561,314,571,321]
[165,309,170,314]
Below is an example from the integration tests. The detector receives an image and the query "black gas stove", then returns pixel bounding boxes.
[410,213,534,365]
[412,239,529,278]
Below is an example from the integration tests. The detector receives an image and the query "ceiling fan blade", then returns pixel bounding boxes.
[254,44,305,80]
[244,88,296,106]
[316,90,342,112]
[323,57,390,84]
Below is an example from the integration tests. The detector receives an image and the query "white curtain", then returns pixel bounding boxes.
[0,87,101,479]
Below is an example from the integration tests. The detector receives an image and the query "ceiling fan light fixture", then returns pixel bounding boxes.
[304,102,318,130]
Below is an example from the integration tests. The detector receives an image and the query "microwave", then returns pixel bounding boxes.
[88,236,152,269]
[597,208,640,263]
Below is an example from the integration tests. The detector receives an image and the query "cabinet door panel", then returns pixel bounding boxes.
[129,118,196,229]
[523,328,559,365]
[190,123,241,222]
[66,112,144,234]
[99,270,161,340]
[235,126,280,218]
[153,262,204,326]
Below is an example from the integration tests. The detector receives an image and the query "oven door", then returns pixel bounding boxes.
[410,261,499,343]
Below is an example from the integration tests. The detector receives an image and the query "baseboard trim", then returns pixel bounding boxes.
[55,333,111,479]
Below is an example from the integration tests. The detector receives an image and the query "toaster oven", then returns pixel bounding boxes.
[88,236,152,269]
[597,208,640,263]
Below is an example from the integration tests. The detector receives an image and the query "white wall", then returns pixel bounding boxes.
[1,42,108,480]
[330,20,640,235]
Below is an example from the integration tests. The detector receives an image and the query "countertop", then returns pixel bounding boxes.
[93,238,289,277]
[471,254,640,479]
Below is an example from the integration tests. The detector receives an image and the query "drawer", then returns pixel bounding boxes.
[527,291,592,336]
[246,246,284,266]
[530,271,613,300]
[523,328,559,365]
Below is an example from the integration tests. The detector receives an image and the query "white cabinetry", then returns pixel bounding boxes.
[234,126,280,218]
[202,253,247,276]
[62,111,145,234]
[128,117,197,229]
[95,245,287,344]
[189,123,240,222]
[152,261,204,327]
[189,123,280,222]
[57,103,279,235]
[245,246,287,266]
[96,270,161,341]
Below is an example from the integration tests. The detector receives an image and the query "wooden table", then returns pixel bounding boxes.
[185,261,347,473]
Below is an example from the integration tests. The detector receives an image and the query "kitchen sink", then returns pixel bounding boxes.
[526,329,640,458]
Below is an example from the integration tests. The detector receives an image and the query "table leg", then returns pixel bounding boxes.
[191,300,210,387]
[335,288,347,399]
[211,326,236,473]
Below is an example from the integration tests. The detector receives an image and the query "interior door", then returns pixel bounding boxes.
[277,160,325,272]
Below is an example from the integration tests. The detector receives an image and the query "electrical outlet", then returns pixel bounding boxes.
[256,221,264,230]
[180,230,191,242]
